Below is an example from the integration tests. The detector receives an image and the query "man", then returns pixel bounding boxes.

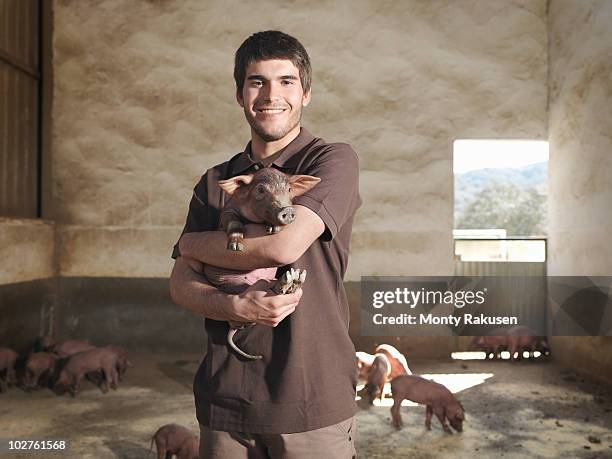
[170,30,361,458]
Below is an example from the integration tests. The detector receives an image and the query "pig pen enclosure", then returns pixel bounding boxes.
[3,257,610,458]
[3,0,612,458]
[1,350,612,458]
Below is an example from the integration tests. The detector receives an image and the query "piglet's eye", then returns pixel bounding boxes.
[256,185,265,193]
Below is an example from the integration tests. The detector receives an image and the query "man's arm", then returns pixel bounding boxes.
[169,256,303,326]
[178,205,325,271]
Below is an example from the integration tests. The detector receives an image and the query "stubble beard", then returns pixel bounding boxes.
[245,105,303,142]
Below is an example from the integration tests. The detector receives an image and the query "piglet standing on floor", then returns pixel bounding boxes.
[32,335,56,353]
[52,340,96,358]
[0,347,18,392]
[54,347,119,396]
[362,353,391,404]
[150,424,199,459]
[375,343,411,377]
[356,351,376,380]
[470,334,508,359]
[24,352,57,390]
[86,345,132,387]
[507,325,550,360]
[390,374,465,434]
[106,345,131,380]
[362,344,411,404]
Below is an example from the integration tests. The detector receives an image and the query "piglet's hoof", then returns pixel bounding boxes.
[227,240,244,252]
[272,268,307,294]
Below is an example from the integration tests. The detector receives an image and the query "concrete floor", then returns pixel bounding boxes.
[357,358,612,459]
[1,353,611,458]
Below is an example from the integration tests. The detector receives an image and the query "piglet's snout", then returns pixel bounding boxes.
[277,206,296,225]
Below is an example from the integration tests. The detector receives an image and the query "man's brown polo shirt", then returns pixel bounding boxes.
[172,128,361,434]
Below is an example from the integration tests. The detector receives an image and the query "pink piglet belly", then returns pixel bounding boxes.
[204,265,277,294]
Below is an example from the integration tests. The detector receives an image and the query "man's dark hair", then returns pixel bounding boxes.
[234,30,311,94]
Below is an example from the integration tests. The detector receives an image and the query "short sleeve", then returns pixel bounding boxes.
[292,144,361,241]
[171,173,212,259]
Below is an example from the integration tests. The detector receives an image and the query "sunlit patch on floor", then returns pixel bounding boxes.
[451,351,487,360]
[453,351,545,360]
[420,373,494,393]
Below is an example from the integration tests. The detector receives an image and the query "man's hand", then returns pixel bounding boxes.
[230,279,303,327]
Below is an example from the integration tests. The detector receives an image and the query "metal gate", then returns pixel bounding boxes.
[454,259,548,346]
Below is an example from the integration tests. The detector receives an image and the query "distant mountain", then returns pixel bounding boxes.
[454,162,547,219]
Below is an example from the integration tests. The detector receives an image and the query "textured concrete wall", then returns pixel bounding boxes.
[0,218,56,351]
[0,218,56,285]
[51,0,548,280]
[547,0,612,384]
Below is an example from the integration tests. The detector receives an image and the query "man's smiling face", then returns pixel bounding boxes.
[237,59,311,143]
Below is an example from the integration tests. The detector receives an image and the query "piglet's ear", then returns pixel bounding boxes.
[289,175,321,197]
[218,175,254,195]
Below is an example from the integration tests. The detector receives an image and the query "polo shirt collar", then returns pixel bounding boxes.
[230,127,316,176]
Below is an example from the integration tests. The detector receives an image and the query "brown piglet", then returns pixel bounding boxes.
[506,325,550,360]
[54,347,119,396]
[362,353,391,404]
[52,340,96,358]
[32,335,56,353]
[0,347,18,392]
[216,168,320,251]
[24,352,57,390]
[390,374,465,434]
[86,345,132,387]
[201,168,320,360]
[150,424,199,459]
[106,345,131,380]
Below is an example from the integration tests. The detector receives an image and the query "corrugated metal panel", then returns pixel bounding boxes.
[454,260,548,340]
[455,261,546,277]
[0,0,39,218]
[0,0,39,72]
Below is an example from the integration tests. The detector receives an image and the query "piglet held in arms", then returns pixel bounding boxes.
[203,168,320,360]
[216,168,320,252]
